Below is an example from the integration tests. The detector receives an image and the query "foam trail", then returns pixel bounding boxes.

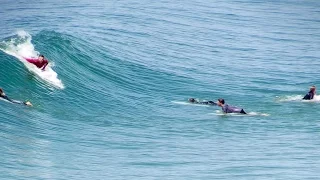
[276,95,320,102]
[210,110,270,117]
[0,30,64,89]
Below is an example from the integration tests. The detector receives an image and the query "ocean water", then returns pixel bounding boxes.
[1,0,320,179]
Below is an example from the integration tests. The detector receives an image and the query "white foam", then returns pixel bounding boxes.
[276,95,320,102]
[0,30,64,89]
[210,110,269,117]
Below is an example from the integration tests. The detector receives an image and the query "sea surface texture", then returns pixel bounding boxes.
[1,0,320,179]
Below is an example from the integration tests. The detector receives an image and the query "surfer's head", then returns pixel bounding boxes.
[310,85,316,91]
[38,55,44,61]
[0,88,4,95]
[217,98,225,106]
[188,98,196,103]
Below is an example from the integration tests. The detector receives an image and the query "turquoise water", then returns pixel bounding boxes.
[1,0,320,179]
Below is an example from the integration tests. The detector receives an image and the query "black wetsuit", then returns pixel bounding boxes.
[191,100,217,106]
[0,94,26,105]
[303,91,315,100]
[199,101,217,105]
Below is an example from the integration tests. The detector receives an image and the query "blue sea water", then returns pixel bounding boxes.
[1,0,320,179]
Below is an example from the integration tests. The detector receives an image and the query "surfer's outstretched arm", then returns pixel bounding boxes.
[1,95,11,102]
[6,97,32,106]
[11,99,24,105]
[207,101,217,105]
[188,98,217,106]
[41,61,48,70]
[199,101,217,105]
[2,95,23,105]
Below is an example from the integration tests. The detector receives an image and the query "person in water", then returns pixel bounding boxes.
[303,85,316,100]
[216,98,246,114]
[0,88,32,106]
[188,98,217,105]
[24,54,49,70]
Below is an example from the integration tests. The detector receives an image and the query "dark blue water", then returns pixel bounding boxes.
[1,0,320,179]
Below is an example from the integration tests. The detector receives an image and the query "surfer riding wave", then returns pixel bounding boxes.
[0,30,64,89]
[24,54,49,70]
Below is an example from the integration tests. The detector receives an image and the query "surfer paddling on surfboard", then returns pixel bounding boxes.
[24,54,49,71]
[303,85,316,100]
[0,88,32,106]
[216,98,246,114]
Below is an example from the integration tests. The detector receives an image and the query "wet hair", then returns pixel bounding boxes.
[39,54,44,58]
[189,98,196,103]
[0,88,3,94]
[218,98,225,104]
[310,86,316,93]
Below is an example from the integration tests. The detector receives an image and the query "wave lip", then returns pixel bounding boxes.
[0,30,64,89]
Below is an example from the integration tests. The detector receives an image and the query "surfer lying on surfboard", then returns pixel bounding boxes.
[0,88,32,106]
[216,98,247,114]
[189,98,247,114]
[188,98,217,105]
[23,54,49,71]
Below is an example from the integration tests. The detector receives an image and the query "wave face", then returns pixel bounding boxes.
[1,0,320,179]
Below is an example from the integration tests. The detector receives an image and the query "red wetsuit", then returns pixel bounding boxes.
[24,58,49,70]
